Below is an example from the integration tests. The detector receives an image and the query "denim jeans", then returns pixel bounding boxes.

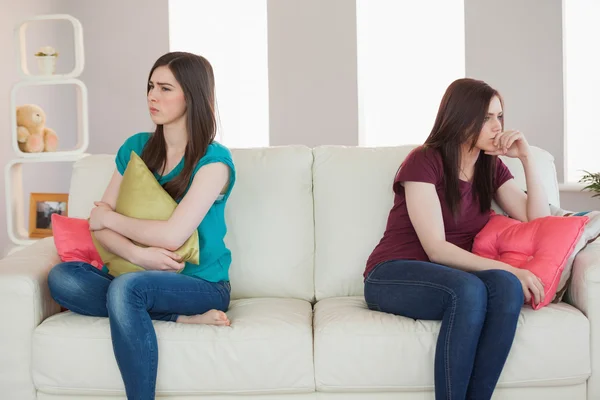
[364,260,524,400]
[48,261,231,400]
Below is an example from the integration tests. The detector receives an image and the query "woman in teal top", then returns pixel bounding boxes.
[47,52,236,400]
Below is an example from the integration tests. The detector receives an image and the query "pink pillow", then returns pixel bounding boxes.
[51,214,103,270]
[472,213,588,310]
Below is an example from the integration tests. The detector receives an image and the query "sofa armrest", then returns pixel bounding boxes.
[0,238,61,400]
[566,239,600,400]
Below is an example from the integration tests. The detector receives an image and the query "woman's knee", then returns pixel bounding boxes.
[107,273,148,313]
[443,274,488,327]
[480,269,525,314]
[451,273,488,309]
[48,262,86,297]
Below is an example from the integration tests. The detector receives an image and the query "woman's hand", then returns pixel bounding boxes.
[134,247,185,272]
[89,201,113,231]
[506,265,545,306]
[485,130,531,159]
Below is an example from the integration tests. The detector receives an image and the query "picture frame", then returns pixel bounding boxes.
[28,193,69,238]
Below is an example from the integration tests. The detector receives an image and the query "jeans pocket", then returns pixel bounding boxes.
[365,261,388,282]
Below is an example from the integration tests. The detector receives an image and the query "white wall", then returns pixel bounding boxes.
[356,0,465,147]
[563,0,600,183]
[169,0,270,149]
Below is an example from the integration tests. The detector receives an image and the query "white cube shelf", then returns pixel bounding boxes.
[6,14,88,249]
[10,78,89,158]
[15,14,84,80]
[4,154,89,246]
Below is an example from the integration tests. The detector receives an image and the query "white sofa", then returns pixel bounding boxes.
[0,145,597,400]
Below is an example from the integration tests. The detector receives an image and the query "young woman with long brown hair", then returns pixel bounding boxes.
[48,52,235,399]
[364,78,550,400]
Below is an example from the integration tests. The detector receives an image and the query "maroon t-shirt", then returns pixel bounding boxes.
[364,146,514,278]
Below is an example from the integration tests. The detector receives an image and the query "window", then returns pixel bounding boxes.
[356,0,465,147]
[563,0,600,182]
[168,0,269,148]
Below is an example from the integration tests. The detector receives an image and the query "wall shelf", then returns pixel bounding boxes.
[10,78,89,157]
[6,14,88,250]
[4,154,89,246]
[15,14,84,80]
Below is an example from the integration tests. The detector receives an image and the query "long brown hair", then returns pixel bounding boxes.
[423,78,503,216]
[142,52,217,201]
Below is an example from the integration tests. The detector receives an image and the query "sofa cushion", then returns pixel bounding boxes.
[312,146,416,302]
[223,147,315,301]
[313,297,590,392]
[32,298,314,396]
[312,146,561,301]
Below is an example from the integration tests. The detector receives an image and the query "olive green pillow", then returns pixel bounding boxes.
[92,151,200,276]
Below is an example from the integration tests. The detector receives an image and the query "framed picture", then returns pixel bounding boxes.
[29,193,69,238]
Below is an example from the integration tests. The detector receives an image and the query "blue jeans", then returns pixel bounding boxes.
[364,260,524,400]
[48,261,231,400]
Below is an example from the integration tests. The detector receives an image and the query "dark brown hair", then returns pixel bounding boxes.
[142,52,217,201]
[423,78,504,216]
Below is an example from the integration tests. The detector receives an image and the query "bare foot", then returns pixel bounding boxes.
[177,310,230,326]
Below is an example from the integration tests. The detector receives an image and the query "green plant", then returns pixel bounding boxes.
[580,170,600,198]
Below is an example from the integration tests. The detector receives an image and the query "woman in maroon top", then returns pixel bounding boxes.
[364,78,550,400]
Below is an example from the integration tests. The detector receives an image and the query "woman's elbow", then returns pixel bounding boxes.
[526,209,551,222]
[422,238,449,264]
[162,230,197,251]
[427,252,441,264]
[161,221,194,251]
[424,246,442,264]
[162,237,185,252]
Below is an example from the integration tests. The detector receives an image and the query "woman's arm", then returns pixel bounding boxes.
[92,171,141,262]
[91,170,187,270]
[404,181,512,272]
[93,162,230,251]
[494,157,551,223]
[487,131,550,222]
[93,228,141,262]
[520,154,551,219]
[405,181,545,305]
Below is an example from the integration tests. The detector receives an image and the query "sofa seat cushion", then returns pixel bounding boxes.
[313,296,590,392]
[32,298,314,396]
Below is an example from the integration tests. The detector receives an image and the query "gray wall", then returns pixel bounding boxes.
[267,0,359,147]
[58,0,170,154]
[0,0,169,255]
[464,0,598,209]
[465,0,565,182]
[0,0,68,256]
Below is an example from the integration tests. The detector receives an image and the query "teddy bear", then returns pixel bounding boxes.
[16,104,58,153]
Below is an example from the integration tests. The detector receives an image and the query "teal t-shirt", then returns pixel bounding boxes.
[114,132,236,283]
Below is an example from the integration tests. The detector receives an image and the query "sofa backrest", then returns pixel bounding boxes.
[311,145,560,301]
[68,144,560,303]
[68,146,316,302]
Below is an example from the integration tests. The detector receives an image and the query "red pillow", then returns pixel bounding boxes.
[51,214,103,270]
[472,213,588,310]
